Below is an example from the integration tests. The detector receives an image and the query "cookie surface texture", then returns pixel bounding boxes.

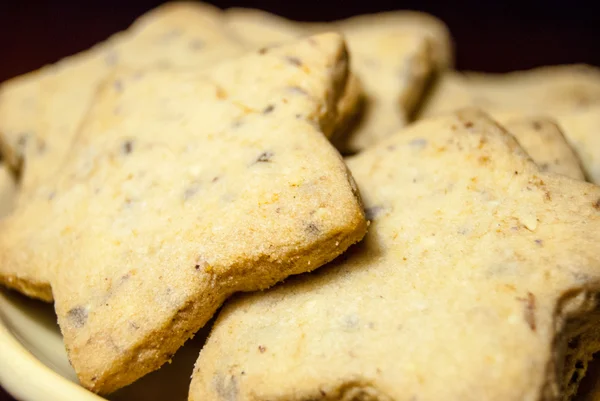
[0,2,248,300]
[502,116,585,180]
[420,65,600,118]
[0,34,366,393]
[222,8,364,146]
[331,29,433,153]
[190,109,600,401]
[0,33,367,394]
[419,66,600,184]
[0,2,244,199]
[304,10,454,70]
[224,8,441,153]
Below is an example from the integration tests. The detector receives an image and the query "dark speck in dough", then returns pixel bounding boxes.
[122,140,133,155]
[184,182,201,200]
[538,163,550,172]
[67,306,88,328]
[285,56,303,67]
[255,152,273,163]
[520,292,536,331]
[262,104,275,114]
[305,223,320,235]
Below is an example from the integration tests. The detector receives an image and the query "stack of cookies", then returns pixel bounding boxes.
[1,3,599,400]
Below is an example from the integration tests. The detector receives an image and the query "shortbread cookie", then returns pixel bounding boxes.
[225,8,440,152]
[0,2,246,301]
[299,12,453,71]
[330,11,453,70]
[222,9,365,146]
[0,2,244,199]
[420,65,600,119]
[0,164,15,217]
[494,110,599,184]
[0,34,366,393]
[331,29,432,153]
[224,7,453,71]
[418,66,600,184]
[503,117,585,180]
[190,109,600,401]
[0,4,363,303]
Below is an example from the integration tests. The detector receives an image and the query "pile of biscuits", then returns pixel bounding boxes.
[1,2,599,400]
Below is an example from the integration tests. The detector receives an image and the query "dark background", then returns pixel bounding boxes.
[0,0,599,82]
[0,0,599,400]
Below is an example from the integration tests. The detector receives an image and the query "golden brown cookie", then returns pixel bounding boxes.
[1,33,367,393]
[224,8,437,152]
[0,2,248,301]
[335,11,452,70]
[418,66,600,184]
[190,109,600,401]
[420,66,600,118]
[0,2,244,201]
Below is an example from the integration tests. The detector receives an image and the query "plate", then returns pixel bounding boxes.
[0,289,210,401]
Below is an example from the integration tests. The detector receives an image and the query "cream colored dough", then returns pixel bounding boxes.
[191,109,600,401]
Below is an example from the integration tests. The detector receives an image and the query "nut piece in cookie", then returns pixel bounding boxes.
[190,109,600,401]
